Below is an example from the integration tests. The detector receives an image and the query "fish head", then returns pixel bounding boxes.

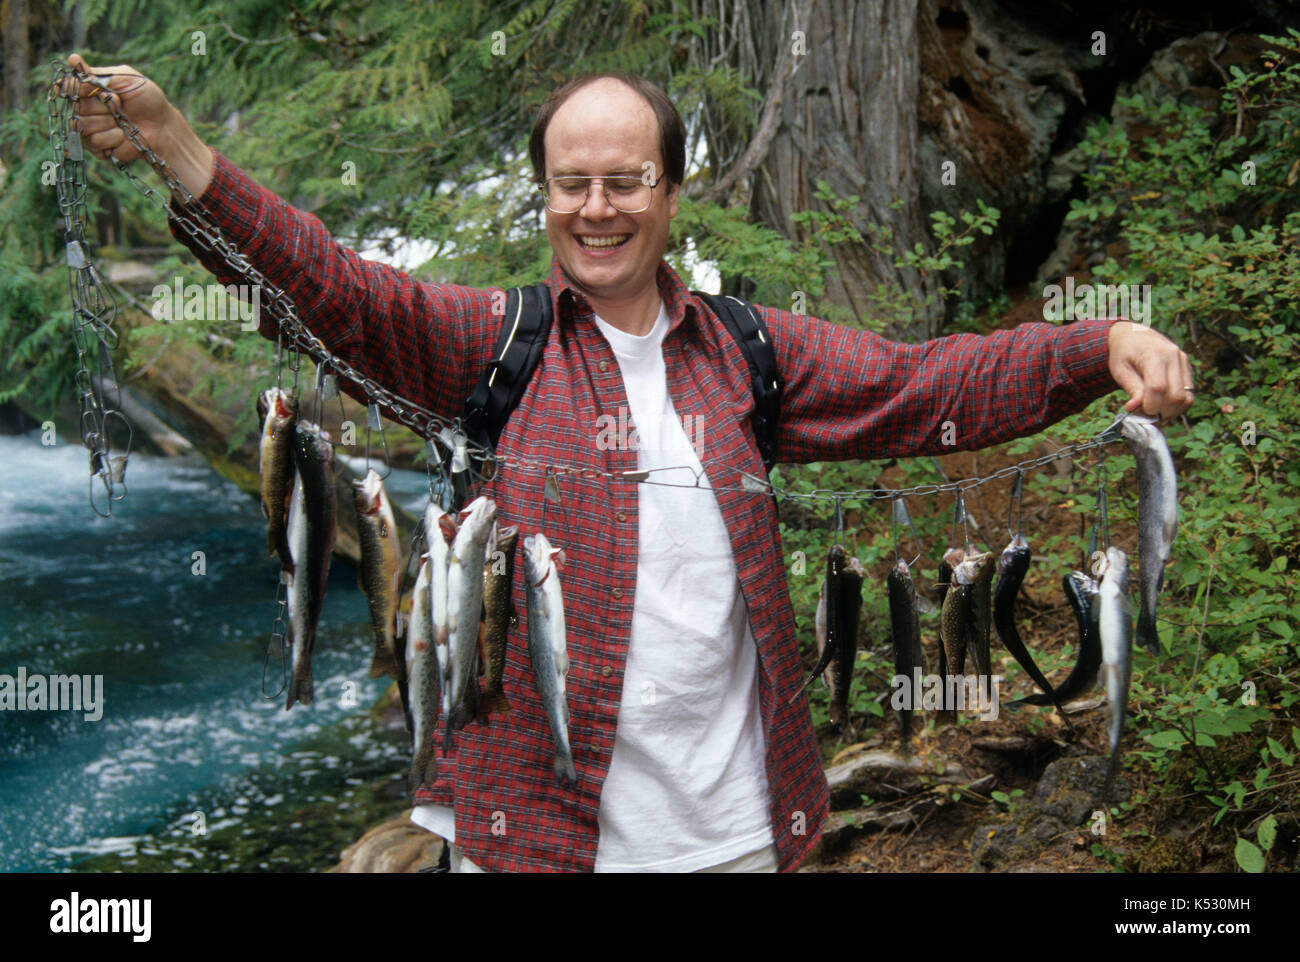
[457,496,498,541]
[524,533,564,586]
[352,468,385,515]
[942,546,966,570]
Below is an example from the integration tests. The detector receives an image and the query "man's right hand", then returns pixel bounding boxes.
[66,53,215,200]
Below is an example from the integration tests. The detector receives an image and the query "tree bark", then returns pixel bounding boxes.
[3,0,30,113]
[701,0,944,339]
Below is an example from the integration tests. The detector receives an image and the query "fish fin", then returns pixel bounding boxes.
[286,662,313,710]
[369,645,397,680]
[410,743,438,794]
[555,755,577,786]
[1136,613,1160,654]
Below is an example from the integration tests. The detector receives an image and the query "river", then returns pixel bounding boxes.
[0,432,431,872]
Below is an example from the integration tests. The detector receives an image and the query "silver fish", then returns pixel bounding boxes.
[446,496,496,738]
[1097,546,1133,795]
[425,503,455,727]
[524,533,577,785]
[284,422,336,710]
[405,553,439,791]
[1120,414,1177,653]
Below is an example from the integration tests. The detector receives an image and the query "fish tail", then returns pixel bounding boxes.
[410,742,438,793]
[477,690,513,723]
[369,644,396,679]
[1136,612,1160,654]
[554,753,578,786]
[286,661,313,710]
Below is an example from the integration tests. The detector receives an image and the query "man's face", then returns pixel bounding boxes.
[543,79,679,305]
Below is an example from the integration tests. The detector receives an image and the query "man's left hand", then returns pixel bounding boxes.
[1106,321,1194,419]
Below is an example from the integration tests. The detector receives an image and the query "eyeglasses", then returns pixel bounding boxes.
[539,174,665,214]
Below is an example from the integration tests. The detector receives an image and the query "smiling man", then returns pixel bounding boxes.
[69,55,1193,873]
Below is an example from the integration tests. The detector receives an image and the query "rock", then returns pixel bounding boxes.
[972,755,1129,870]
[331,813,444,873]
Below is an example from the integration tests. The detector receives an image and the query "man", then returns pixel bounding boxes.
[68,54,1193,873]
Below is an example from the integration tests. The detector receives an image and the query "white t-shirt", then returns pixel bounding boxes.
[412,300,773,870]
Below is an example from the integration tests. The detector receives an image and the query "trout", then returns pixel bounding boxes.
[406,552,439,790]
[479,523,519,722]
[1097,547,1133,796]
[1019,571,1103,707]
[446,496,496,738]
[888,559,923,738]
[524,533,577,785]
[258,387,298,573]
[285,422,336,710]
[353,469,401,682]
[1120,414,1178,654]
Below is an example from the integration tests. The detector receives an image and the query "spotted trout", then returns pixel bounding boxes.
[1120,414,1177,654]
[478,522,519,722]
[524,533,577,786]
[958,549,996,679]
[258,387,297,573]
[446,496,496,737]
[285,421,336,710]
[405,552,439,790]
[353,469,401,682]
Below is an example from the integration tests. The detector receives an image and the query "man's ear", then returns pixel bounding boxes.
[667,181,679,219]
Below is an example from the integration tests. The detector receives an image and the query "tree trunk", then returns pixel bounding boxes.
[3,0,30,113]
[700,0,944,339]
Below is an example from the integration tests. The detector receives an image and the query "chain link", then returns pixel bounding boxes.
[48,62,1129,515]
[47,65,134,515]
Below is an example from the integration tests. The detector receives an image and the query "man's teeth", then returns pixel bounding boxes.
[579,235,629,249]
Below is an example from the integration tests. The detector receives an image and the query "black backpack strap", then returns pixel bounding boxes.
[462,283,553,461]
[693,291,782,472]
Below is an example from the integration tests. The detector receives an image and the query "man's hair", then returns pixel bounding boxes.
[528,72,686,188]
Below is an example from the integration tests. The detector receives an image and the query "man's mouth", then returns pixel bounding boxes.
[576,234,630,250]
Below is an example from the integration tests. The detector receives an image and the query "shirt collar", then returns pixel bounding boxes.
[545,256,703,334]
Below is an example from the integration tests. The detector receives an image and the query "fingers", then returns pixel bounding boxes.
[1107,321,1195,421]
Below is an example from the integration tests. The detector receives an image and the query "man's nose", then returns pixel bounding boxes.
[578,180,617,219]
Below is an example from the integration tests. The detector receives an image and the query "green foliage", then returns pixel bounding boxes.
[1058,30,1300,863]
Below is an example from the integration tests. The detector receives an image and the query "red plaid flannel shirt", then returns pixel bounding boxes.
[171,149,1119,872]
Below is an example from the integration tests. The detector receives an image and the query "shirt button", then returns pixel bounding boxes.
[611,587,623,600]
[616,510,627,522]
[598,360,609,372]
[601,666,613,678]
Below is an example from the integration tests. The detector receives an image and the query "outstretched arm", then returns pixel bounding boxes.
[67,53,500,425]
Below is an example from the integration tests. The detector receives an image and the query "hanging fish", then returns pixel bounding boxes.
[284,421,336,710]
[405,553,439,791]
[1119,414,1178,654]
[795,544,847,699]
[524,533,577,786]
[1097,547,1133,796]
[993,534,1066,715]
[425,502,456,733]
[939,546,972,678]
[1018,571,1102,708]
[446,496,497,738]
[888,559,923,738]
[257,387,298,573]
[959,549,996,678]
[353,468,402,682]
[478,523,519,722]
[827,555,866,733]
